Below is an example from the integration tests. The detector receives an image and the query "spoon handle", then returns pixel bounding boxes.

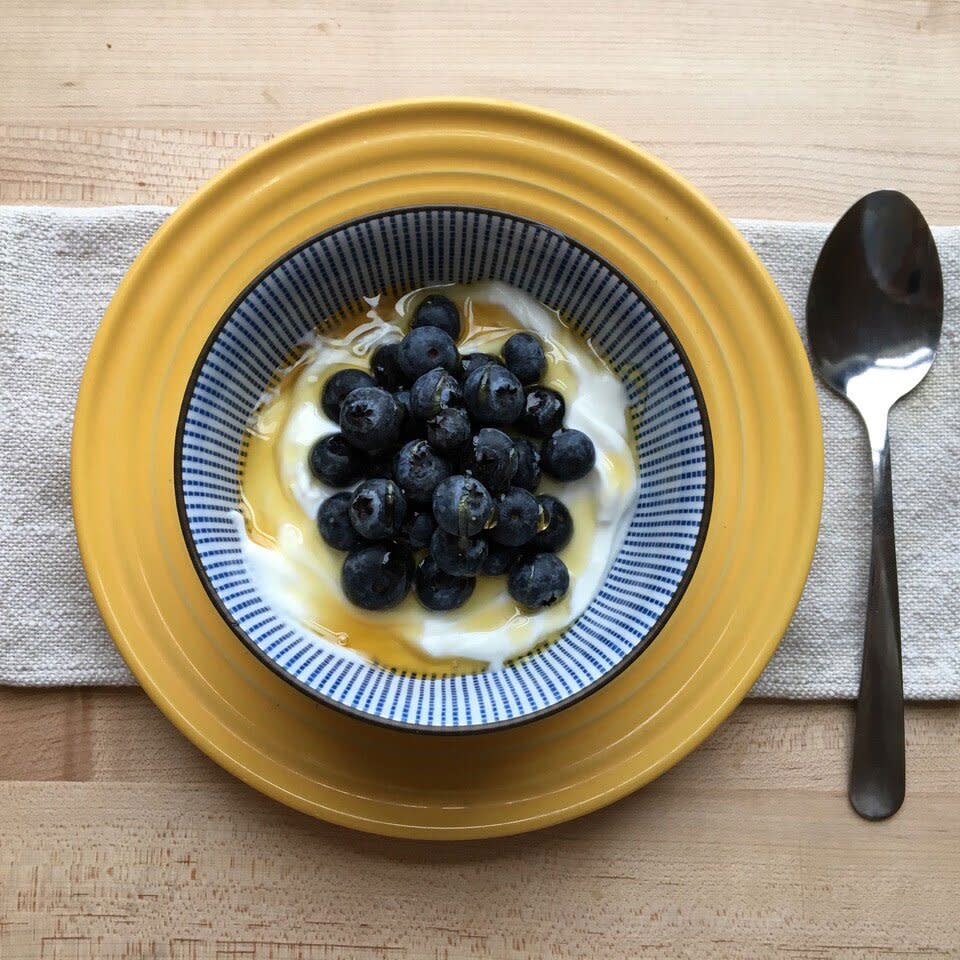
[850,415,905,820]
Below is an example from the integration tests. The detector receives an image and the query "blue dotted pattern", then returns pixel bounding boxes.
[179,208,708,729]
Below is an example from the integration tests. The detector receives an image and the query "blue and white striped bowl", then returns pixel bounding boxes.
[176,207,712,732]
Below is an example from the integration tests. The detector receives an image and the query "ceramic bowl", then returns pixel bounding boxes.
[176,205,712,732]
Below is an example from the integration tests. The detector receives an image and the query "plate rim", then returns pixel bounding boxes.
[72,97,823,839]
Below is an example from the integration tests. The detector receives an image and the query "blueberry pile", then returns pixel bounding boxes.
[309,294,596,613]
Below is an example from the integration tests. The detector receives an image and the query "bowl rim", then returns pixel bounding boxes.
[174,203,715,735]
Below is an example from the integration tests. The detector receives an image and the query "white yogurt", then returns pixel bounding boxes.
[237,282,638,669]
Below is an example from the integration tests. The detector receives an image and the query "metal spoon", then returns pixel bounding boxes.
[807,190,943,820]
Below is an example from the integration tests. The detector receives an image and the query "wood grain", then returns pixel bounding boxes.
[2,0,960,219]
[1,691,958,960]
[3,0,960,956]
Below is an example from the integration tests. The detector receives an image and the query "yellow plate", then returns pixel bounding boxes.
[73,99,822,839]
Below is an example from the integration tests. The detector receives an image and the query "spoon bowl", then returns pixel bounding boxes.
[808,191,943,416]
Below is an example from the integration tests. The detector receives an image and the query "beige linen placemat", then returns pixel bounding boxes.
[0,206,956,697]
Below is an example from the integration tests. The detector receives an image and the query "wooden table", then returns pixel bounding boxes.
[2,3,958,957]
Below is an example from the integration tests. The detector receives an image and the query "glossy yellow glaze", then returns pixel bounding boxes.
[72,98,823,839]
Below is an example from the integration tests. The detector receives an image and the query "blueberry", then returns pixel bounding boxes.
[464,428,517,495]
[321,368,375,422]
[490,487,540,547]
[531,494,573,552]
[370,342,406,391]
[460,352,495,380]
[430,529,488,577]
[400,510,436,551]
[409,367,463,420]
[502,332,547,385]
[317,493,362,551]
[394,439,450,504]
[516,386,565,438]
[432,475,495,537]
[397,326,459,381]
[348,478,406,540]
[507,553,570,609]
[415,556,475,611]
[542,428,596,481]
[427,407,472,455]
[463,363,524,425]
[512,438,541,492]
[412,294,461,340]
[392,389,419,440]
[308,433,362,487]
[339,386,404,451]
[481,542,518,576]
[341,543,413,610]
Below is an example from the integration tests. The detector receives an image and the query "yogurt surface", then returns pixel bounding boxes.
[237,282,639,672]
